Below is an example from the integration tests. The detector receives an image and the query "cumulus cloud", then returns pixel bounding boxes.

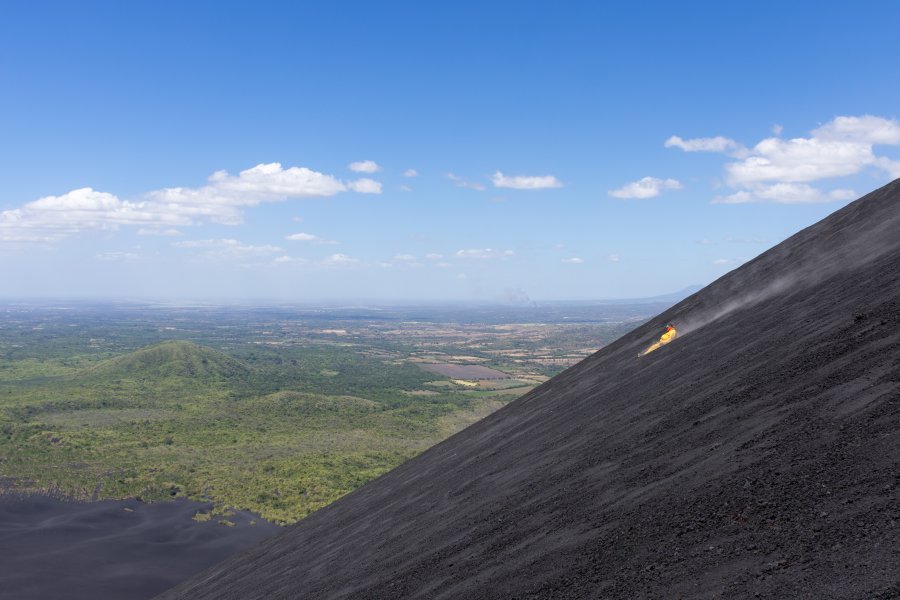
[491,171,563,190]
[561,257,584,264]
[455,248,514,259]
[713,184,857,204]
[348,160,381,173]
[664,135,745,155]
[724,137,875,185]
[0,162,373,245]
[608,253,621,262]
[447,173,486,191]
[394,253,417,261]
[0,187,187,244]
[347,178,383,194]
[875,156,900,179]
[286,232,338,244]
[608,177,682,199]
[403,169,418,177]
[324,253,359,265]
[274,255,309,264]
[712,258,731,265]
[812,115,900,145]
[425,253,443,260]
[673,115,900,205]
[147,163,348,225]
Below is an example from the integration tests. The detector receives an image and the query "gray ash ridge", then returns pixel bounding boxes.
[157,179,900,599]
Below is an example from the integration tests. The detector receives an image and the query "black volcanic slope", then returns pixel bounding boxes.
[0,497,278,600]
[159,180,900,599]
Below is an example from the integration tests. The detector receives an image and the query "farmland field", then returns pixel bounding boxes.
[416,363,510,379]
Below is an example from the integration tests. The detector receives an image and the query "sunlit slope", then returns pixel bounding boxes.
[158,179,900,599]
[88,340,250,384]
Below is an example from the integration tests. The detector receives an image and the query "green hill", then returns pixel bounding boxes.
[87,340,250,384]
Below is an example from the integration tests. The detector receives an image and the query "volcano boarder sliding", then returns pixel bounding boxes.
[639,322,677,357]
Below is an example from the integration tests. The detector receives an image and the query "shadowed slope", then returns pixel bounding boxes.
[158,180,900,599]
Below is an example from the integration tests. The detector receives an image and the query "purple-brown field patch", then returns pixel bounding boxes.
[417,363,511,380]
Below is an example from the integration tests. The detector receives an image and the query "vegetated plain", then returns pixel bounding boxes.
[0,301,667,524]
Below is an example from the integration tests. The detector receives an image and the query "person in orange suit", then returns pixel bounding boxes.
[639,323,677,356]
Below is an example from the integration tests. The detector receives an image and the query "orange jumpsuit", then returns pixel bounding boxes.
[641,326,677,356]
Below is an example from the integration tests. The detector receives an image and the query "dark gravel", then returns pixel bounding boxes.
[0,496,279,600]
[158,179,900,599]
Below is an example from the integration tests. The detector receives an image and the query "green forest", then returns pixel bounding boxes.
[0,303,652,524]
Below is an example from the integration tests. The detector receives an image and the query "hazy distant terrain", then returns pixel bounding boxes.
[0,301,665,524]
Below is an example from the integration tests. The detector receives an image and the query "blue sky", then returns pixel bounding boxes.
[1,1,899,302]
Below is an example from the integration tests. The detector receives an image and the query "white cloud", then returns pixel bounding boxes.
[0,187,187,244]
[347,178,383,194]
[425,253,443,260]
[664,135,745,155]
[286,232,338,245]
[679,115,900,205]
[455,248,514,259]
[435,262,452,268]
[403,169,418,177]
[491,171,563,190]
[137,228,183,237]
[0,162,371,246]
[96,251,140,261]
[286,232,318,242]
[561,257,584,264]
[173,238,283,260]
[348,160,381,173]
[712,258,730,265]
[608,177,682,199]
[324,253,359,265]
[399,185,413,192]
[812,115,900,145]
[772,124,784,136]
[725,137,876,185]
[876,156,900,178]
[394,253,417,261]
[447,173,486,191]
[147,163,348,225]
[276,253,360,267]
[608,253,620,262]
[274,255,309,264]
[713,183,857,204]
